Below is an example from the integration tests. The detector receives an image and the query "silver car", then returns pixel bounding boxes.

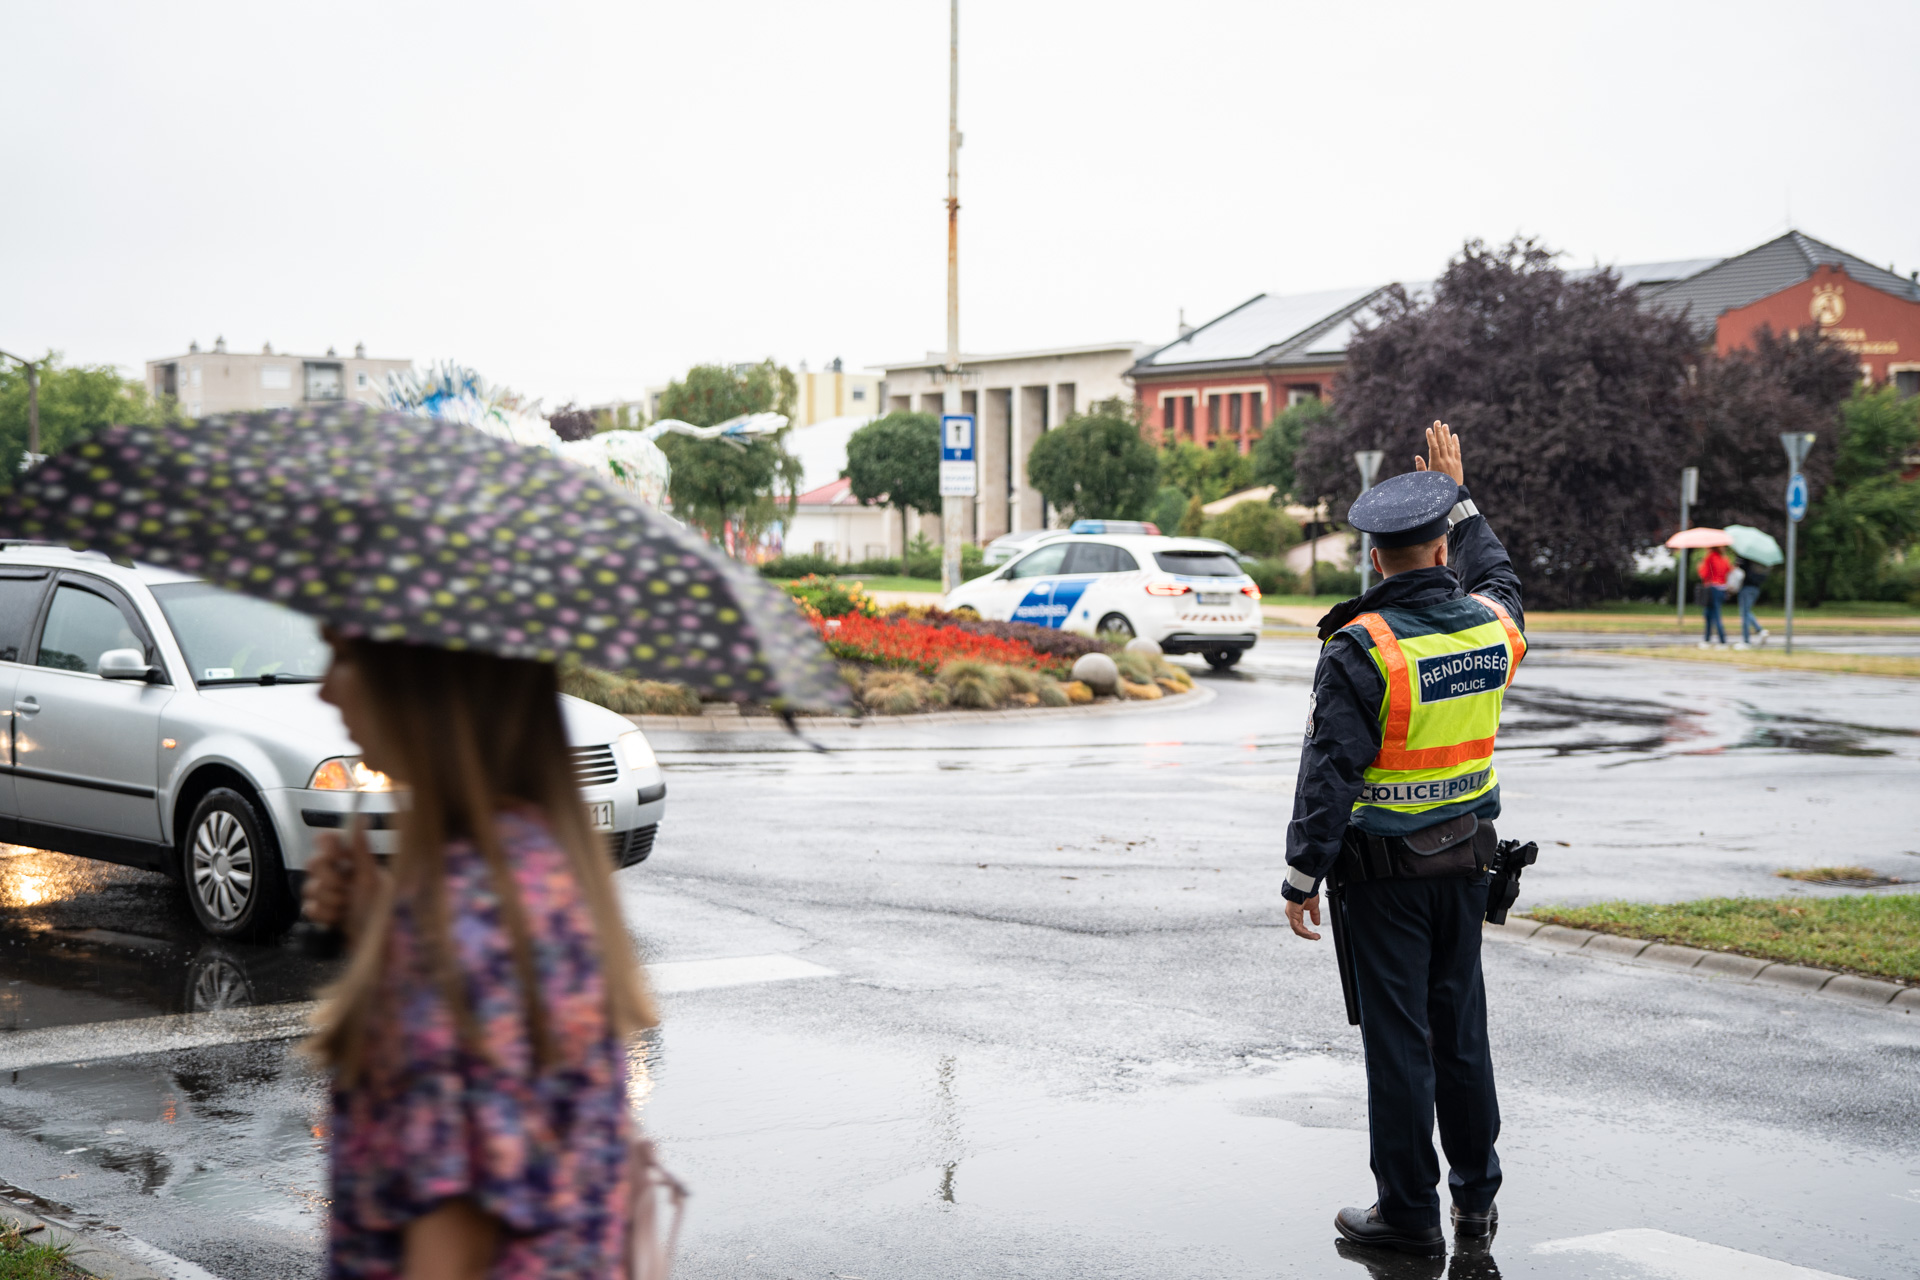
[0,543,667,938]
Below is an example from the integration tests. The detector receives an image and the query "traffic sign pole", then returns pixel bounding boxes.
[1354,450,1384,593]
[1779,434,1815,656]
[1676,466,1698,625]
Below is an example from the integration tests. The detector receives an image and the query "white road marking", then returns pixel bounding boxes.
[648,953,837,994]
[0,954,837,1070]
[0,1004,321,1072]
[1535,1229,1855,1279]
[108,1232,227,1280]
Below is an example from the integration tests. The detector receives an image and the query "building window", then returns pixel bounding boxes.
[1249,391,1263,432]
[261,366,292,390]
[851,386,866,401]
[190,366,202,387]
[1229,393,1243,444]
[356,371,369,388]
[305,362,344,401]
[1288,386,1320,407]
[1895,369,1920,398]
[1182,396,1195,440]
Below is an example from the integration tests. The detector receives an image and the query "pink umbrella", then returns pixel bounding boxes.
[1665,527,1731,549]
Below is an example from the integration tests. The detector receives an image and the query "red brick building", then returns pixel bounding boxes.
[1645,232,1920,392]
[1130,234,1920,455]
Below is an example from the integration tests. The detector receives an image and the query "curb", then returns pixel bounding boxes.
[1485,917,1918,1011]
[627,683,1218,732]
[0,1196,169,1280]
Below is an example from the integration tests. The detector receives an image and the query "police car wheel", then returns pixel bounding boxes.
[1204,648,1242,670]
[951,605,980,618]
[1097,613,1134,640]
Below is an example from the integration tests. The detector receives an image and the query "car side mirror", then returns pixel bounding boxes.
[99,648,161,683]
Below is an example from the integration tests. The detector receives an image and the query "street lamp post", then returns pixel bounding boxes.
[1675,466,1698,624]
[1354,450,1384,593]
[938,0,966,594]
[0,349,40,461]
[1780,433,1815,656]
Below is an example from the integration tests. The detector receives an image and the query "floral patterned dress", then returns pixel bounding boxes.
[328,809,630,1278]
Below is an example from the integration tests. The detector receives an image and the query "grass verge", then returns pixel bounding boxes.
[1597,646,1920,678]
[827,576,944,594]
[1523,894,1920,984]
[0,1224,76,1280]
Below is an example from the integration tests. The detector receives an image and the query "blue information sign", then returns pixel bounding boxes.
[939,414,976,497]
[1787,472,1808,523]
[940,414,975,462]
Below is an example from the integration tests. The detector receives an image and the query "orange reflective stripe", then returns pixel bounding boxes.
[1376,737,1496,771]
[1352,612,1412,757]
[1470,593,1527,686]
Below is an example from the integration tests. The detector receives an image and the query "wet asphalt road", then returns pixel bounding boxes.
[0,639,1916,1279]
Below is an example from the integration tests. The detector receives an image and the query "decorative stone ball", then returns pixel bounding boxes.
[1124,636,1163,657]
[1071,652,1120,694]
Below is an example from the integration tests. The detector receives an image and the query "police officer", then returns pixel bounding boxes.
[1283,421,1525,1258]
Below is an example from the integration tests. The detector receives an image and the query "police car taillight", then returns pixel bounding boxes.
[1241,584,1261,599]
[1145,582,1191,596]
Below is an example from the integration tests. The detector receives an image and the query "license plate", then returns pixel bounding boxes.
[587,801,615,831]
[1197,592,1232,605]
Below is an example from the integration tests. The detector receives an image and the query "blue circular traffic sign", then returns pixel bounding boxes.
[1787,472,1808,523]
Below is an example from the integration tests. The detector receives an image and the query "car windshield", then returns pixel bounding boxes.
[151,582,331,684]
[1153,551,1244,578]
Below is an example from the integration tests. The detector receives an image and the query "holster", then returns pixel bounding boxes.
[1336,814,1495,883]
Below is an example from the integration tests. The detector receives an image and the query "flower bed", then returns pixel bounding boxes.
[916,608,1119,663]
[814,612,1070,677]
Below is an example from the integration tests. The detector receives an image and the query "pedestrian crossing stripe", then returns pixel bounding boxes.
[1535,1228,1854,1279]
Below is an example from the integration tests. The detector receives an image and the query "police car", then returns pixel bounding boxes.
[945,527,1261,669]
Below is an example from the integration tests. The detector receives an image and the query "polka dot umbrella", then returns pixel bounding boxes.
[0,405,850,712]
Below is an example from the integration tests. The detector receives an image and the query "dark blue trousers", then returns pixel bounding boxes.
[1341,873,1501,1231]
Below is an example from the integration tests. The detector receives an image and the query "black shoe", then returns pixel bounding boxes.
[1334,1204,1446,1258]
[1450,1203,1497,1240]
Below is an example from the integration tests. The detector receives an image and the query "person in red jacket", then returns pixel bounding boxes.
[1698,546,1731,646]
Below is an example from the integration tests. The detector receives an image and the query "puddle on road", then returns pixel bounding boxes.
[1502,689,1918,760]
[0,849,338,1032]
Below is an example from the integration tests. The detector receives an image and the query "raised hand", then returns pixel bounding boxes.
[1412,420,1465,485]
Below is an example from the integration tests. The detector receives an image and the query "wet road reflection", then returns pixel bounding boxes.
[0,847,339,1032]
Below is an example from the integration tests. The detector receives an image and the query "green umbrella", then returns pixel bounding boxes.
[1723,524,1783,566]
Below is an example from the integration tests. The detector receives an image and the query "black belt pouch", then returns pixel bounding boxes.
[1397,813,1484,879]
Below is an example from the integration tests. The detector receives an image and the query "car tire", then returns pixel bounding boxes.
[1097,613,1135,640]
[181,787,296,940]
[952,605,980,619]
[1204,648,1243,671]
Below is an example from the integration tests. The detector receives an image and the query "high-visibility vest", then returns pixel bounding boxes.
[1341,593,1526,830]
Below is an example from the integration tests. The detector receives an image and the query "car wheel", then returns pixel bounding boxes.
[952,605,980,618]
[182,787,295,939]
[1097,613,1135,640]
[1204,648,1242,670]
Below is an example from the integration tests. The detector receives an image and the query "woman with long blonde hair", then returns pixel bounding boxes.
[303,636,656,1280]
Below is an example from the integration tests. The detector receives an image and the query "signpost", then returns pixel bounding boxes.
[940,414,977,501]
[1780,433,1815,655]
[1353,450,1385,593]
[938,0,966,594]
[1675,466,1698,623]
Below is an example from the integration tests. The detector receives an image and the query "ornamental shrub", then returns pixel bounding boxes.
[1114,650,1155,684]
[938,659,1010,708]
[786,574,878,619]
[558,664,701,715]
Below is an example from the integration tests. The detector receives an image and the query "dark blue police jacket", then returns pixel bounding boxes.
[1281,485,1525,904]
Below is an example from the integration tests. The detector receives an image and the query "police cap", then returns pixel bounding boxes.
[1348,470,1459,548]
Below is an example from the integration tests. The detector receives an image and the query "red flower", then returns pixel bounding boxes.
[812,613,1068,676]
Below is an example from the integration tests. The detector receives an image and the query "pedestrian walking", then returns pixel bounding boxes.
[1736,558,1770,646]
[1698,545,1731,647]
[0,404,852,1280]
[301,637,654,1278]
[1283,422,1524,1258]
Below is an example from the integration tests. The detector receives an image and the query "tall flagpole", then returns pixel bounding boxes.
[940,0,964,593]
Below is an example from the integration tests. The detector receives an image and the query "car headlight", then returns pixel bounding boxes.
[615,729,657,772]
[310,757,395,791]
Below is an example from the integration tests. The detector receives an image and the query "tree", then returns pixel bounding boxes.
[1025,400,1160,522]
[1158,439,1255,504]
[654,361,803,553]
[0,356,172,485]
[1204,500,1301,557]
[1800,385,1920,603]
[1297,237,1702,606]
[843,411,941,557]
[547,404,597,441]
[1251,399,1332,496]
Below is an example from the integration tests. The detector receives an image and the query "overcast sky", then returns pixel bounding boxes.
[6,0,1918,409]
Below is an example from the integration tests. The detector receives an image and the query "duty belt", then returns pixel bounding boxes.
[1334,813,1495,884]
